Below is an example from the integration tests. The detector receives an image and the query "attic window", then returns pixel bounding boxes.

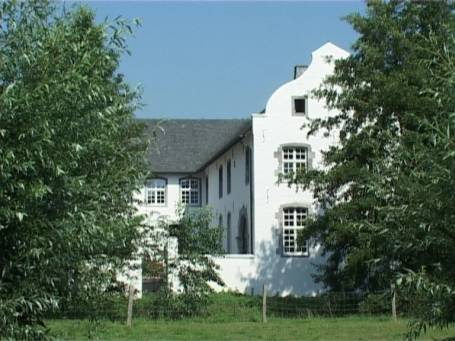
[293,98,307,115]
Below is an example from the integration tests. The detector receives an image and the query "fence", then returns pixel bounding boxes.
[49,285,409,325]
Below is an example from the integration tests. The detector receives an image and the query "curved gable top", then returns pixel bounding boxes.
[264,42,349,117]
[312,42,350,59]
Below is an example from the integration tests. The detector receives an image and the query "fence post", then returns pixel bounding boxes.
[262,284,267,323]
[391,283,397,321]
[127,282,134,327]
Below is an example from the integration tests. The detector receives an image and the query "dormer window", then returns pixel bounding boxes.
[293,97,307,115]
[283,146,307,174]
[180,178,200,206]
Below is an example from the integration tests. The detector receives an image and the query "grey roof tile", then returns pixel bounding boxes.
[139,119,252,173]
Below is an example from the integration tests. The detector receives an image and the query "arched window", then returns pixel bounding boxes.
[218,165,223,198]
[218,214,224,251]
[180,178,200,206]
[145,178,166,206]
[226,212,231,254]
[205,176,209,205]
[227,159,232,194]
[237,211,249,254]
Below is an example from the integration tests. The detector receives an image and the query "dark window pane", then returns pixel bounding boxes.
[294,98,306,114]
[245,147,251,185]
[219,166,223,198]
[227,160,231,194]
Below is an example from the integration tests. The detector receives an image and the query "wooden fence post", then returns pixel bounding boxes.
[127,282,135,327]
[391,283,397,321]
[262,284,267,323]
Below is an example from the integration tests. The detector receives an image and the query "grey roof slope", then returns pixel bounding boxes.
[140,119,252,173]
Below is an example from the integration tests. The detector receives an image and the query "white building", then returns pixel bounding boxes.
[137,42,349,296]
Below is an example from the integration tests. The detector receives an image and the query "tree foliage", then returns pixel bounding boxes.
[291,1,455,336]
[0,1,148,338]
[143,207,224,317]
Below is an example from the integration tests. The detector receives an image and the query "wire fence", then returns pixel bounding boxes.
[47,288,419,323]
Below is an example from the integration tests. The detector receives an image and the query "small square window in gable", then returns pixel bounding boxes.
[293,98,307,115]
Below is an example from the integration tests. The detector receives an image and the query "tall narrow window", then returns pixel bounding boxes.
[205,176,209,205]
[145,178,166,206]
[245,146,251,185]
[227,160,231,194]
[283,207,309,256]
[283,147,307,175]
[226,212,231,254]
[237,211,249,254]
[218,165,223,198]
[180,178,200,206]
[218,214,223,250]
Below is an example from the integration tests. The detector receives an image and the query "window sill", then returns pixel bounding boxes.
[281,253,309,258]
[215,254,255,259]
[139,204,167,208]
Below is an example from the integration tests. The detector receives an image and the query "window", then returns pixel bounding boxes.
[145,178,166,205]
[205,176,209,205]
[218,165,223,198]
[293,97,306,115]
[219,214,223,248]
[227,160,231,194]
[237,210,250,254]
[283,207,308,256]
[283,146,307,175]
[226,212,231,254]
[245,147,251,185]
[180,178,200,206]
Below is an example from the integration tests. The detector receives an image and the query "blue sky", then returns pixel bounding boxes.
[80,1,364,119]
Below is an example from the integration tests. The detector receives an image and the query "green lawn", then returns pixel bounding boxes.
[48,317,455,341]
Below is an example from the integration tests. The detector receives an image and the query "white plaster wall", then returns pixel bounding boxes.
[202,136,253,254]
[214,42,349,296]
[132,42,348,297]
[136,173,206,222]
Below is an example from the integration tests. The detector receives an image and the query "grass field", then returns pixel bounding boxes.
[48,317,455,341]
[47,293,455,340]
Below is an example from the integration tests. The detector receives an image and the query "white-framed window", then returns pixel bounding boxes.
[145,178,166,206]
[282,207,309,256]
[180,178,200,206]
[283,146,307,175]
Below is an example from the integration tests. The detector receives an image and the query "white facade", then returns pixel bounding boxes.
[136,42,349,296]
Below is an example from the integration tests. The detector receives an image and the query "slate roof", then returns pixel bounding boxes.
[140,119,252,173]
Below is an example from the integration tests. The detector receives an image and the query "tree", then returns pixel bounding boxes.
[142,207,224,317]
[291,0,455,336]
[0,1,148,338]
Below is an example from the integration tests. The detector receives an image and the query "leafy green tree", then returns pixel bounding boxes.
[0,1,148,338]
[143,207,224,317]
[291,0,454,336]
